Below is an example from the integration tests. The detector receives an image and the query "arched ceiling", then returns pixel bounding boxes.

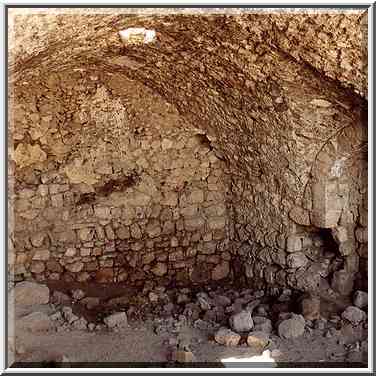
[8,8,367,95]
[8,8,368,211]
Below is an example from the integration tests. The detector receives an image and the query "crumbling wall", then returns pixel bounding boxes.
[8,10,368,296]
[232,114,367,296]
[9,72,233,286]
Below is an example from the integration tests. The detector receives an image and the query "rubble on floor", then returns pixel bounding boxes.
[10,281,368,365]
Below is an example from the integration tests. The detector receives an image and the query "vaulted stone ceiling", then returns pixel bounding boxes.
[9,9,367,180]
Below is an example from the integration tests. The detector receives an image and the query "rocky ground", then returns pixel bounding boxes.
[8,281,368,368]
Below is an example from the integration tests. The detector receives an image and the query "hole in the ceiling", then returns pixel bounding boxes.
[118,28,156,45]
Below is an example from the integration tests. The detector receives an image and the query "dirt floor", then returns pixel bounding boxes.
[11,322,368,368]
[9,282,368,369]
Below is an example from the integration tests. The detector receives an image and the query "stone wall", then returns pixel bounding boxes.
[9,72,233,286]
[8,10,368,296]
[231,114,368,296]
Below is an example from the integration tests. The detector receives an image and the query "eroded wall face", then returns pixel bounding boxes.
[9,72,233,286]
[230,104,368,295]
[8,41,368,296]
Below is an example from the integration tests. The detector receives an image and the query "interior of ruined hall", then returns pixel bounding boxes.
[7,8,369,367]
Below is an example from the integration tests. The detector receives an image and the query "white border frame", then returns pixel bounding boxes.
[1,0,373,373]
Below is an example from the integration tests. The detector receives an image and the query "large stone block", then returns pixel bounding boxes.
[344,254,359,273]
[311,181,343,228]
[30,261,45,274]
[338,240,356,256]
[180,205,199,218]
[17,311,55,333]
[286,234,303,252]
[104,224,115,240]
[65,262,84,273]
[130,224,143,239]
[208,216,226,230]
[355,227,368,243]
[161,192,178,207]
[95,268,114,283]
[151,262,167,276]
[127,191,151,206]
[146,220,161,238]
[331,226,348,244]
[78,228,94,242]
[214,327,241,346]
[286,252,309,269]
[211,261,230,280]
[32,249,50,261]
[187,190,204,204]
[185,217,205,231]
[30,233,46,248]
[12,281,50,306]
[116,226,130,240]
[94,206,111,219]
[289,206,310,226]
[331,270,354,296]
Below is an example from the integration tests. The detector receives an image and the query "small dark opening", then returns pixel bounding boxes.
[320,228,340,255]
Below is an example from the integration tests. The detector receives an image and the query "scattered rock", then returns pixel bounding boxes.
[286,252,309,268]
[245,299,261,313]
[71,317,88,330]
[12,282,49,306]
[51,291,71,305]
[341,306,366,326]
[247,331,270,351]
[253,316,273,334]
[81,297,100,310]
[229,310,254,333]
[271,349,283,358]
[62,307,79,324]
[301,295,320,321]
[95,324,105,331]
[214,327,241,347]
[213,295,232,307]
[151,262,167,276]
[177,294,190,304]
[278,289,292,302]
[197,292,211,311]
[211,261,230,280]
[183,303,201,321]
[193,319,214,330]
[18,311,55,333]
[346,351,364,364]
[49,311,62,321]
[103,312,128,329]
[149,292,159,303]
[168,337,179,347]
[107,296,129,307]
[164,302,175,314]
[324,330,332,338]
[173,350,196,363]
[314,319,327,330]
[71,289,85,301]
[353,291,368,309]
[278,314,305,339]
[254,305,269,317]
[203,309,218,323]
[331,270,354,296]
